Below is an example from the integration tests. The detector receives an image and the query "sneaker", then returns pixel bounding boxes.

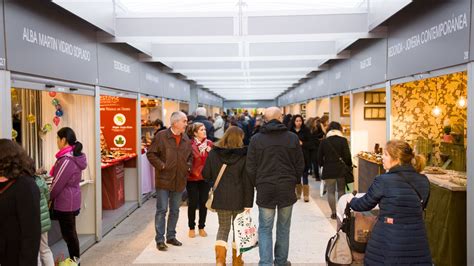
[189,229,196,238]
[199,229,208,237]
[156,242,168,251]
[166,238,183,246]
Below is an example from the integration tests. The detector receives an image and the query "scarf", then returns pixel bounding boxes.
[49,145,74,176]
[194,138,210,155]
[326,129,344,138]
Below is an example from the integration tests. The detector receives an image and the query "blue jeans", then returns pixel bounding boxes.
[155,188,182,243]
[258,205,293,266]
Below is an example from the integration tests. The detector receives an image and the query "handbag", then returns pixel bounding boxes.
[205,163,227,212]
[342,203,377,253]
[325,140,355,187]
[233,211,258,256]
[325,230,352,266]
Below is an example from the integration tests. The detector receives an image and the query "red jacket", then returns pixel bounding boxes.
[188,138,213,182]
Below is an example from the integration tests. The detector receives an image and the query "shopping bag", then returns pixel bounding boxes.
[233,211,258,256]
[325,230,352,266]
[55,254,78,266]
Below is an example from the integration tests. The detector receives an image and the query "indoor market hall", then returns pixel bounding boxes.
[0,0,472,266]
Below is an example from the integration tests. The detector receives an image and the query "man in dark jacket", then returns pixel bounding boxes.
[247,107,305,266]
[193,107,215,141]
[147,111,193,251]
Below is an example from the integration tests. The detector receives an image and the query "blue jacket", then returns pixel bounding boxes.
[350,164,432,265]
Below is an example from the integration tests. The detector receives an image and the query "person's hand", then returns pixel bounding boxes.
[244,208,252,213]
[299,140,303,145]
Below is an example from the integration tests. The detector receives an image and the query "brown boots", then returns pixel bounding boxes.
[296,184,310,202]
[215,241,227,266]
[303,185,310,202]
[296,184,302,199]
[216,241,245,266]
[232,242,244,266]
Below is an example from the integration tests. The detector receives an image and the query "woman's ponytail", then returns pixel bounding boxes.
[73,141,83,157]
[411,154,426,173]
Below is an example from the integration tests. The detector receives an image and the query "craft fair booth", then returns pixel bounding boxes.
[348,38,389,192]
[138,63,166,200]
[385,0,472,263]
[2,1,99,258]
[162,75,191,127]
[97,43,141,237]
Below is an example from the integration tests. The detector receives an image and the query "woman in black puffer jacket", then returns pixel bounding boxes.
[202,126,254,266]
[350,140,432,265]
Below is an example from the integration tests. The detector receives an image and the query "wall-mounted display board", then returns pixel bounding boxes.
[5,0,98,83]
[98,44,140,92]
[387,0,470,79]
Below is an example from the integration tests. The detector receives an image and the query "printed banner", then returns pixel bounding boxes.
[100,95,136,154]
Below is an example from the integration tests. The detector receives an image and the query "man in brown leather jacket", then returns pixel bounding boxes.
[147,111,193,251]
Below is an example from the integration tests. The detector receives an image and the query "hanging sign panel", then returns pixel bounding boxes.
[350,39,387,89]
[100,96,137,154]
[387,0,470,79]
[139,63,163,97]
[329,60,351,94]
[4,1,98,84]
[98,43,140,92]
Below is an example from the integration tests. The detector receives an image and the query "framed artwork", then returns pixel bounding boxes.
[364,107,386,120]
[340,95,350,117]
[364,91,386,105]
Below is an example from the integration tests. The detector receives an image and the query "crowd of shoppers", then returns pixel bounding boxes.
[0,105,432,265]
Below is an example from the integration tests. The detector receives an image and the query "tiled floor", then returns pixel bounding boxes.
[80,177,337,265]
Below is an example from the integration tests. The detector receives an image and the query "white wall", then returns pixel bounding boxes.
[306,100,317,118]
[330,96,350,126]
[163,100,179,127]
[316,98,330,117]
[351,91,387,155]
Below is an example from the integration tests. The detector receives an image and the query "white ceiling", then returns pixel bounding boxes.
[54,0,411,100]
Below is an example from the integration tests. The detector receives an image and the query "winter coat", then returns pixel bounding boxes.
[247,119,305,209]
[0,176,41,266]
[194,115,216,142]
[50,152,87,212]
[147,128,193,192]
[307,126,325,151]
[350,164,432,265]
[188,138,213,182]
[35,176,51,233]
[290,126,312,166]
[202,147,254,211]
[317,130,352,180]
[213,116,225,139]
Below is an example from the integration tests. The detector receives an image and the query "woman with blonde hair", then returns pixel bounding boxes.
[202,126,254,266]
[350,140,432,265]
[186,122,213,238]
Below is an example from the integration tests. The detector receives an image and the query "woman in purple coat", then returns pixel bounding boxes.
[50,127,87,263]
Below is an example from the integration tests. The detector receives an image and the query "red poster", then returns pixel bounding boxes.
[100,96,137,154]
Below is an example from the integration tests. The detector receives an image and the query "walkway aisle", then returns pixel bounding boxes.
[81,178,336,265]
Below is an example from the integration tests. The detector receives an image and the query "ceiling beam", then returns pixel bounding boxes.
[98,32,385,44]
[140,54,350,63]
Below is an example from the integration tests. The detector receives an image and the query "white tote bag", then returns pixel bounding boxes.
[233,211,258,256]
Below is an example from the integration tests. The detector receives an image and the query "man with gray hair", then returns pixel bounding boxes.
[147,111,193,251]
[247,107,304,266]
[193,107,215,141]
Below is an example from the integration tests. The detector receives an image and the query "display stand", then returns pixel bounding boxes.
[357,157,384,192]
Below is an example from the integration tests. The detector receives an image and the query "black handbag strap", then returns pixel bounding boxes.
[326,140,353,174]
[398,172,429,209]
